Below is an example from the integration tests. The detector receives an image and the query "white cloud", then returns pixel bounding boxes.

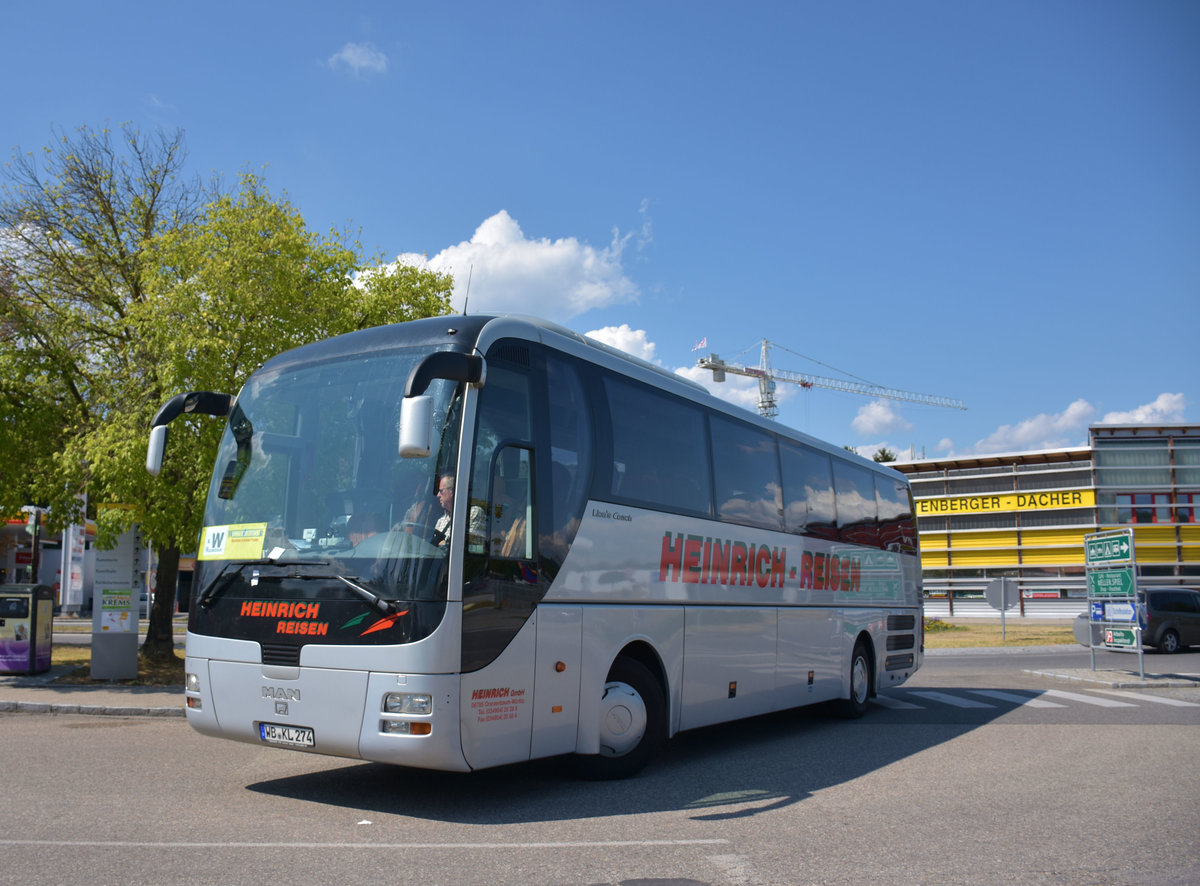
[852,399,913,437]
[1100,393,1186,424]
[957,392,1189,456]
[584,324,657,363]
[968,398,1095,454]
[395,210,638,322]
[327,42,388,76]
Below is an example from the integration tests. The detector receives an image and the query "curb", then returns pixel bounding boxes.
[1023,668,1200,690]
[0,700,184,717]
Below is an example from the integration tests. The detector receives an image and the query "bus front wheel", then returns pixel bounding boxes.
[574,657,665,780]
[837,639,873,719]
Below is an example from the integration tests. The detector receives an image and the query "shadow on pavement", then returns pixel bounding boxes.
[247,701,1000,824]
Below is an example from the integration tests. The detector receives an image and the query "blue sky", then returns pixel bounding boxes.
[6,1,1198,459]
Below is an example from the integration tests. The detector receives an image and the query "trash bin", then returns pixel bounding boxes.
[0,584,54,675]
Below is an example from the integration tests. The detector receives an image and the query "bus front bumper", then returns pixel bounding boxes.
[184,656,471,772]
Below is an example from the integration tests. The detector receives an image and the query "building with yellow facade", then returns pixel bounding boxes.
[891,423,1200,604]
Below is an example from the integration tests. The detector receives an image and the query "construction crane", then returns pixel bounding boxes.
[697,340,966,419]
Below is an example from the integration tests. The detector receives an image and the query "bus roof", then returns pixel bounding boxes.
[254,313,901,480]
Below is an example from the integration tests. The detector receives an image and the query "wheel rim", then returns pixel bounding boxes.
[1162,632,1179,653]
[597,680,647,758]
[851,654,869,705]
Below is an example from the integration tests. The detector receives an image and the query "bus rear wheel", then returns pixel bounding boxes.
[837,639,873,719]
[574,657,665,780]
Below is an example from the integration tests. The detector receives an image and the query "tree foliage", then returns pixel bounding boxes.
[0,124,453,658]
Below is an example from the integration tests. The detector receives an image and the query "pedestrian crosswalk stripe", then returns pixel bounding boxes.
[1087,688,1200,707]
[908,690,996,709]
[873,694,923,710]
[1041,689,1137,707]
[967,689,1066,708]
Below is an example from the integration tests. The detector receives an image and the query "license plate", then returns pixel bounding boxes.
[259,722,315,748]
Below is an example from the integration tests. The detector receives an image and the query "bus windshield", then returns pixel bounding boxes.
[193,347,463,641]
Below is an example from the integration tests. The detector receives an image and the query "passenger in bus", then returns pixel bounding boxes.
[431,475,486,550]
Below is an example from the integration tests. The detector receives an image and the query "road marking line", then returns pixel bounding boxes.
[908,690,996,709]
[873,694,923,709]
[0,839,729,850]
[967,689,1066,708]
[1042,689,1137,707]
[1086,688,1200,707]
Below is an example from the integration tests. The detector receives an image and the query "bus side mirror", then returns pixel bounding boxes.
[399,395,433,458]
[146,425,169,476]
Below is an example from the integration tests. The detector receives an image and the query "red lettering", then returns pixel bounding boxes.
[659,533,683,582]
[755,547,772,588]
[240,601,253,617]
[771,548,786,588]
[829,555,842,590]
[683,536,703,583]
[730,543,749,586]
[800,552,813,589]
[814,552,826,589]
[709,541,730,585]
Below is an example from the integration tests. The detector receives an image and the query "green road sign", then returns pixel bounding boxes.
[1104,627,1137,647]
[1085,530,1133,565]
[1088,567,1135,597]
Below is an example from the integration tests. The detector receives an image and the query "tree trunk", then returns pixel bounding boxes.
[141,543,180,661]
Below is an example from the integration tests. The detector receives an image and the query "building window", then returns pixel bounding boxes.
[1177,493,1197,524]
[1115,493,1171,524]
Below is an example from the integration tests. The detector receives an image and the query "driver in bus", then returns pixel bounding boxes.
[431,475,486,550]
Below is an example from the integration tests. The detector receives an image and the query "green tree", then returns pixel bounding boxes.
[1,125,453,660]
[873,446,897,463]
[0,124,201,526]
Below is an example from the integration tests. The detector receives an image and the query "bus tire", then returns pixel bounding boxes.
[574,657,666,780]
[837,639,872,719]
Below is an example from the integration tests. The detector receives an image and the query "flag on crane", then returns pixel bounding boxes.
[691,337,707,352]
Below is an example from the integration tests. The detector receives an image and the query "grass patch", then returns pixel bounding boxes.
[51,645,185,686]
[923,618,1075,649]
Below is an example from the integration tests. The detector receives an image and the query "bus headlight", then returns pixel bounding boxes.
[383,692,432,715]
[186,672,200,693]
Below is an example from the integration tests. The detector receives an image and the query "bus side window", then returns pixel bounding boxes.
[876,477,916,554]
[710,415,782,531]
[780,441,837,539]
[602,376,711,516]
[490,447,533,560]
[543,355,592,567]
[832,461,879,547]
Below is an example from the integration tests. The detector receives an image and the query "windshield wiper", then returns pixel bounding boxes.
[195,559,401,615]
[196,561,256,608]
[335,575,402,615]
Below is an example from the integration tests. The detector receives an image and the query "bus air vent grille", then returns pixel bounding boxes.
[887,614,916,631]
[886,633,916,651]
[261,642,301,667]
[495,344,531,367]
